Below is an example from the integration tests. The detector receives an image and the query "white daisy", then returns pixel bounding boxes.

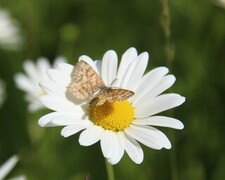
[38,47,185,165]
[0,79,6,108]
[0,8,22,51]
[14,57,66,112]
[0,155,26,180]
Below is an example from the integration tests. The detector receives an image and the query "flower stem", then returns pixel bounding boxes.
[159,1,178,180]
[159,0,175,68]
[105,159,115,180]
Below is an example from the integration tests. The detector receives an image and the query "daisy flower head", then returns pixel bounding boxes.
[38,47,185,165]
[0,79,6,108]
[0,8,22,51]
[14,57,66,112]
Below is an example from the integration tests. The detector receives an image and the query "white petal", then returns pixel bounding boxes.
[125,125,162,150]
[25,93,39,103]
[61,125,88,138]
[53,117,91,127]
[38,112,66,127]
[107,148,124,165]
[47,69,71,87]
[100,130,117,158]
[48,113,86,126]
[146,126,172,149]
[138,66,169,84]
[23,60,39,81]
[78,55,99,73]
[118,132,143,164]
[53,56,66,67]
[39,80,66,98]
[115,47,137,86]
[94,60,102,74]
[133,116,184,129]
[135,94,186,118]
[14,74,36,94]
[134,125,172,149]
[57,63,74,76]
[0,155,19,180]
[79,126,103,146]
[147,75,176,98]
[131,67,169,104]
[39,95,82,113]
[134,75,176,105]
[28,101,43,112]
[121,52,149,90]
[36,57,50,79]
[101,50,118,86]
[106,134,124,165]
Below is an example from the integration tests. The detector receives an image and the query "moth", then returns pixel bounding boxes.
[68,60,134,106]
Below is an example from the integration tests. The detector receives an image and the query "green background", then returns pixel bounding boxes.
[0,0,225,179]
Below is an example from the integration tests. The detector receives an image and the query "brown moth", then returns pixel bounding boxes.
[68,60,134,106]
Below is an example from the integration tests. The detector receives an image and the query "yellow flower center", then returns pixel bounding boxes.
[90,101,134,131]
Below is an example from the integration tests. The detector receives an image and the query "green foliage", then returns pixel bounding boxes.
[1,0,225,179]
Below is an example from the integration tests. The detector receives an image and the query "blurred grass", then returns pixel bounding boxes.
[0,0,225,179]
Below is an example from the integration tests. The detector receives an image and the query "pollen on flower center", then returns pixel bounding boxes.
[90,100,134,131]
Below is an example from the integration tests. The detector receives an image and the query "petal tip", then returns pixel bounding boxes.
[180,96,186,104]
[38,119,45,127]
[178,122,185,129]
[78,55,92,62]
[61,129,68,138]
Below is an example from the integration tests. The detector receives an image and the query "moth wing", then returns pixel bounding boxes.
[90,96,107,106]
[106,88,134,102]
[68,60,105,99]
[89,88,108,106]
[90,88,134,106]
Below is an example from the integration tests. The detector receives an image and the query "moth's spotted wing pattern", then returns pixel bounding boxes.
[68,60,105,99]
[68,60,135,105]
[90,88,134,106]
